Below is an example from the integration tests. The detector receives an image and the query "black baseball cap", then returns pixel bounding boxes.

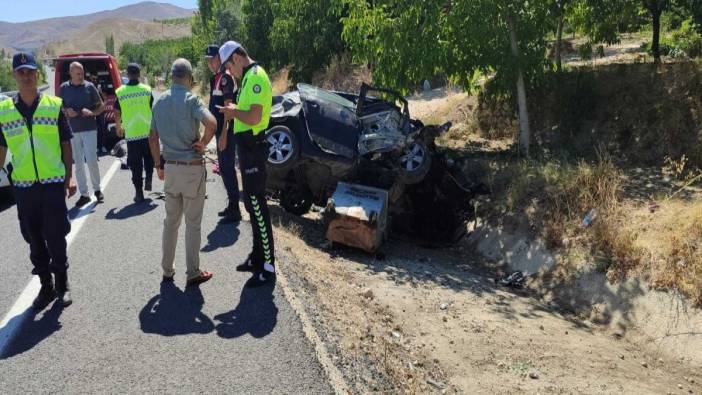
[127,63,141,74]
[13,52,38,71]
[205,45,219,58]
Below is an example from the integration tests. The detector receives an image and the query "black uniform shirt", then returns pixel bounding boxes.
[209,72,237,136]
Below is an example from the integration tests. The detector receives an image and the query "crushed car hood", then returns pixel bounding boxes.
[271,91,302,119]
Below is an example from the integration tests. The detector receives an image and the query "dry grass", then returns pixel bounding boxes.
[483,149,702,305]
[310,55,372,93]
[270,67,291,95]
[492,151,621,221]
[270,57,372,95]
[628,200,702,305]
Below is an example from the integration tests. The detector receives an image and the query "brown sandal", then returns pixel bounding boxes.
[186,270,213,286]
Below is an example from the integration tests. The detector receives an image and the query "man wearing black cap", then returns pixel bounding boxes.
[0,52,77,309]
[115,63,155,203]
[205,45,241,223]
[218,41,276,287]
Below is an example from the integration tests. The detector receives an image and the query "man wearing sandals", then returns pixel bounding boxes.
[148,58,217,287]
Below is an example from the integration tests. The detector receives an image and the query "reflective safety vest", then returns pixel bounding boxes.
[235,64,272,136]
[0,95,65,187]
[115,83,152,141]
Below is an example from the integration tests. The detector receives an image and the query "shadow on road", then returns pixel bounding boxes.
[0,302,64,360]
[201,221,241,252]
[139,282,214,336]
[67,203,98,221]
[105,200,158,220]
[214,281,278,339]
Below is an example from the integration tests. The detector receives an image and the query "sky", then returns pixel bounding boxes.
[0,0,198,23]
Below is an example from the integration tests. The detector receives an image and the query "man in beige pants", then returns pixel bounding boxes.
[149,58,217,286]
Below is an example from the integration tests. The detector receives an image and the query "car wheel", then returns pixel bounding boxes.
[397,140,432,185]
[266,125,299,171]
[280,184,313,216]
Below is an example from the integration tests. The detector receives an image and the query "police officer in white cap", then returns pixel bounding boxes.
[218,41,276,287]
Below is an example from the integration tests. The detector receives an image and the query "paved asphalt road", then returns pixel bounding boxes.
[0,156,333,393]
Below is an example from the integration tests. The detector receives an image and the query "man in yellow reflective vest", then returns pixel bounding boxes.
[115,63,155,203]
[218,41,275,287]
[0,52,77,309]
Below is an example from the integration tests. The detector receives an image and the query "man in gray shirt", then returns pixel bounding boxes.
[59,61,105,208]
[149,58,217,287]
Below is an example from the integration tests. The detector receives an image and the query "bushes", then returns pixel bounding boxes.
[645,18,702,58]
[476,62,702,167]
[668,19,702,58]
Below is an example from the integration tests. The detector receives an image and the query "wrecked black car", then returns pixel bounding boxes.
[263,83,482,243]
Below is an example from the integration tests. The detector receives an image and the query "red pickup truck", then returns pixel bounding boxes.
[54,53,123,149]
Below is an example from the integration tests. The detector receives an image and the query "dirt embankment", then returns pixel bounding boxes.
[272,204,702,394]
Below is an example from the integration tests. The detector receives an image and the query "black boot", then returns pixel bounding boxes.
[55,271,73,307]
[229,205,242,222]
[218,202,233,217]
[144,178,152,192]
[32,273,56,310]
[134,188,145,203]
[220,202,242,223]
[236,254,255,272]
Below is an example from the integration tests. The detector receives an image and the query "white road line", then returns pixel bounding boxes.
[0,159,121,356]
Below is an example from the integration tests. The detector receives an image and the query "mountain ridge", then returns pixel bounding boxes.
[0,1,194,51]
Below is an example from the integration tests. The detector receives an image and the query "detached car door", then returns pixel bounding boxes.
[297,84,360,160]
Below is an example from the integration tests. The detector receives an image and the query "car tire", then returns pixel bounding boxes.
[397,140,432,185]
[280,184,314,216]
[265,125,299,171]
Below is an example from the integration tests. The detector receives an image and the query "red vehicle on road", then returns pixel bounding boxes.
[54,53,123,149]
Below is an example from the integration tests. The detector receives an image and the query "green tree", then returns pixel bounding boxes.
[686,0,702,30]
[343,0,552,156]
[119,37,198,84]
[241,0,275,66]
[571,0,694,63]
[192,0,244,47]
[569,0,642,45]
[270,0,346,82]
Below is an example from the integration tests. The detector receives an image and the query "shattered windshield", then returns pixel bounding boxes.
[297,83,356,110]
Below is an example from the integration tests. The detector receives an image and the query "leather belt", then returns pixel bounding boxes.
[165,159,204,166]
